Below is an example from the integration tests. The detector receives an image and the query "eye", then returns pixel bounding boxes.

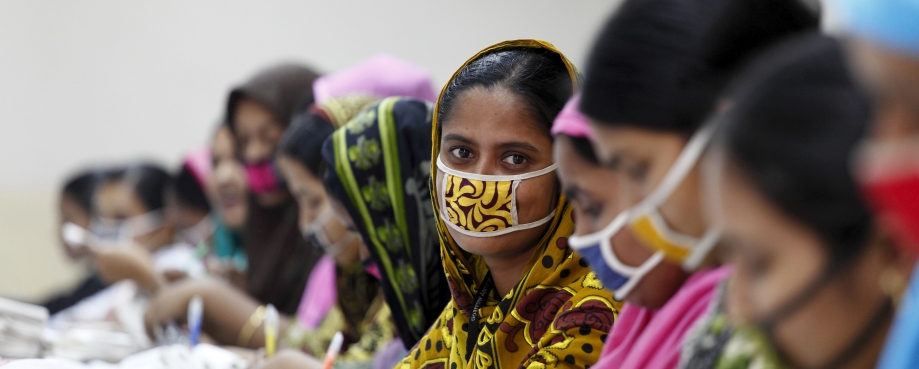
[450,147,472,159]
[625,162,649,182]
[582,203,603,218]
[307,196,322,210]
[502,154,527,166]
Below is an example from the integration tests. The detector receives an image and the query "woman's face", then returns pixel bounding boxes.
[849,41,919,143]
[210,126,249,229]
[234,98,284,165]
[277,155,359,265]
[59,193,92,260]
[436,86,558,260]
[554,135,688,308]
[584,124,702,305]
[92,180,173,251]
[233,98,289,206]
[718,162,896,368]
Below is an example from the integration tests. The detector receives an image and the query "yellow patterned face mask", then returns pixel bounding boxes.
[436,156,557,238]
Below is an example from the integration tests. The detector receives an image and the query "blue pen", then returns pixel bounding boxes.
[188,295,203,346]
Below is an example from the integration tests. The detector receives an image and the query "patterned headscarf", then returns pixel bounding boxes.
[399,39,620,369]
[322,97,451,349]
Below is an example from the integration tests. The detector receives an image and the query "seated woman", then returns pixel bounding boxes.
[42,168,108,314]
[168,146,214,250]
[88,163,205,288]
[226,63,322,315]
[143,96,390,355]
[207,125,249,287]
[701,34,912,369]
[560,0,815,367]
[393,40,618,369]
[260,96,452,369]
[841,2,919,367]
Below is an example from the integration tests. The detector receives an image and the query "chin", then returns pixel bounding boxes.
[448,223,549,259]
[625,262,690,309]
[223,212,247,230]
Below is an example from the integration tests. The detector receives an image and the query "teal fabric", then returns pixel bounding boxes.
[213,219,247,271]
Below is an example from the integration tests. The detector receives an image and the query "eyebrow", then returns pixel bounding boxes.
[442,133,475,145]
[563,186,581,199]
[498,141,541,154]
[601,152,622,170]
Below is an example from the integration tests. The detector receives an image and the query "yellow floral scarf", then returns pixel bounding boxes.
[398,40,621,369]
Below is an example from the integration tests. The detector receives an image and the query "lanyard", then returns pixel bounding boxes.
[466,273,494,360]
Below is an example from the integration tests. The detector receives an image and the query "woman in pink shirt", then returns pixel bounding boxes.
[554,0,817,368]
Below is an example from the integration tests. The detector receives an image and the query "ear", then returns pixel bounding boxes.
[872,221,919,274]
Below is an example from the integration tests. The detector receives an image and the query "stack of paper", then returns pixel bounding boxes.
[0,297,49,358]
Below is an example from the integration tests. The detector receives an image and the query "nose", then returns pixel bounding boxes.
[213,161,233,185]
[470,154,503,176]
[244,140,272,164]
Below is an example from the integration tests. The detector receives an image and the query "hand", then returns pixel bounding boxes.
[144,278,211,339]
[249,349,323,369]
[89,244,163,293]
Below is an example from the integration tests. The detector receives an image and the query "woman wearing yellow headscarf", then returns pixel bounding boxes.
[398,40,619,369]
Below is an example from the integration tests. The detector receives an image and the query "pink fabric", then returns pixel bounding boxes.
[313,54,437,103]
[244,161,280,195]
[296,255,338,329]
[551,94,595,140]
[593,266,732,369]
[184,145,212,190]
[365,263,382,280]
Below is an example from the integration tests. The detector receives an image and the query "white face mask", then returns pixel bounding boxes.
[436,155,558,238]
[89,210,164,247]
[302,207,356,256]
[180,215,215,247]
[568,123,721,300]
[62,222,91,251]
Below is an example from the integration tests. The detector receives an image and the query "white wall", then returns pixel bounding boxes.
[0,0,619,301]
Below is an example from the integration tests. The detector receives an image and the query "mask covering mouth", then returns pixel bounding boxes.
[568,122,721,300]
[180,215,215,247]
[245,160,284,194]
[436,156,558,238]
[89,210,165,247]
[302,207,355,257]
[855,137,919,252]
[62,222,91,251]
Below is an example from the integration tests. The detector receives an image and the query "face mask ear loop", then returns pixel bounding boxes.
[440,170,449,222]
[682,225,722,271]
[637,123,718,213]
[569,209,630,249]
[595,212,639,274]
[612,252,665,301]
[510,180,521,225]
[326,231,356,257]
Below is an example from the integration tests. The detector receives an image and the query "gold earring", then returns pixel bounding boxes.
[879,267,907,306]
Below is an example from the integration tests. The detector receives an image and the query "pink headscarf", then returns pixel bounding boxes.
[183,145,212,190]
[313,54,437,103]
[551,94,595,140]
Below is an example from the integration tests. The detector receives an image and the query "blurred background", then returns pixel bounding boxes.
[0,0,617,302]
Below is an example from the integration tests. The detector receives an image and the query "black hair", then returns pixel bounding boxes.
[113,163,173,212]
[438,47,573,137]
[61,169,104,214]
[567,136,600,165]
[720,34,873,263]
[581,0,817,133]
[172,164,211,214]
[278,110,336,177]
